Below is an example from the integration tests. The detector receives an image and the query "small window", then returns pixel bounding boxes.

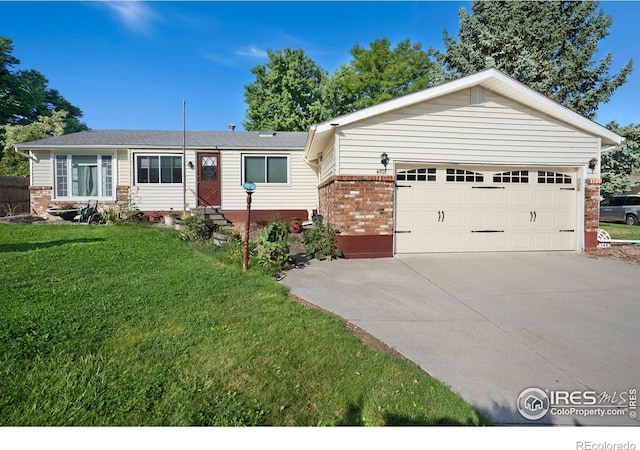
[493,170,529,183]
[396,168,436,182]
[625,196,640,206]
[243,155,289,184]
[136,155,182,184]
[446,168,484,182]
[537,171,572,184]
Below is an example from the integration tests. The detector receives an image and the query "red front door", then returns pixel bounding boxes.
[197,153,221,207]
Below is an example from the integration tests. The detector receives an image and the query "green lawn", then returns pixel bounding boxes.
[599,223,640,240]
[0,223,487,426]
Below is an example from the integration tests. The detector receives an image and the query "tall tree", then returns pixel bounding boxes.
[243,48,328,131]
[432,1,633,119]
[326,38,437,117]
[0,37,22,125]
[601,122,640,197]
[0,36,87,132]
[0,110,67,176]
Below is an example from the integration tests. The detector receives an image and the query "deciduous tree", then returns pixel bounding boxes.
[243,48,328,131]
[0,110,67,176]
[325,38,437,117]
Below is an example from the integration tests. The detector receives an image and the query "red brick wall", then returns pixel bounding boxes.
[30,185,129,218]
[584,178,601,253]
[318,175,394,235]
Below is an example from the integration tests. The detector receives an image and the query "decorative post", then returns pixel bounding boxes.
[242,182,256,271]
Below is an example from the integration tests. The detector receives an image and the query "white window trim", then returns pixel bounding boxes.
[134,153,184,185]
[241,153,291,186]
[52,153,116,200]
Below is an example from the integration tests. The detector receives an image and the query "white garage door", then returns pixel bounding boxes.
[395,166,578,253]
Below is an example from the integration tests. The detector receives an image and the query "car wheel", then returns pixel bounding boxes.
[625,214,639,226]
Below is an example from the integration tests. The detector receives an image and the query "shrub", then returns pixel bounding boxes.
[101,208,118,224]
[254,219,291,274]
[303,221,343,260]
[179,211,211,242]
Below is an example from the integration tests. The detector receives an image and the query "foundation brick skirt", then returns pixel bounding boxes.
[318,175,394,258]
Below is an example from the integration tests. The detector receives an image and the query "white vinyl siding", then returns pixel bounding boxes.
[319,145,336,183]
[222,149,317,211]
[31,150,51,186]
[336,89,599,175]
[130,148,197,211]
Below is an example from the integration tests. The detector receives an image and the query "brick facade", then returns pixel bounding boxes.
[318,175,394,258]
[30,185,130,218]
[584,178,601,253]
[318,175,394,235]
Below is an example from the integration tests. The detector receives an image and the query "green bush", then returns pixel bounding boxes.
[254,219,291,274]
[179,211,211,242]
[303,221,343,260]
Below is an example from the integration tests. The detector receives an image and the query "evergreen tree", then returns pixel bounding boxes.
[432,1,633,119]
[601,122,640,197]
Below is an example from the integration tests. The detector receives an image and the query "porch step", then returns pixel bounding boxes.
[194,207,231,227]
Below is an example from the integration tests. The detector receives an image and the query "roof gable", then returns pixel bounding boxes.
[305,68,622,159]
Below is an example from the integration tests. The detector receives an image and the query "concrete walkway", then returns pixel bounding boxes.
[281,252,640,425]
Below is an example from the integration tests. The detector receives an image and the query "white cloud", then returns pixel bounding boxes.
[235,46,268,59]
[101,1,160,36]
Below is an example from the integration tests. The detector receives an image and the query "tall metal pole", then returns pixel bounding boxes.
[182,100,186,215]
[243,191,253,271]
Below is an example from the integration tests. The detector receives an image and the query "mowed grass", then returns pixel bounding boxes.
[0,223,487,426]
[599,223,640,241]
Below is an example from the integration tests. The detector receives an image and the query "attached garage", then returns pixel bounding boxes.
[394,165,578,253]
[305,69,623,258]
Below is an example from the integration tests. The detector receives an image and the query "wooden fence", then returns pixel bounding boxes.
[0,176,30,216]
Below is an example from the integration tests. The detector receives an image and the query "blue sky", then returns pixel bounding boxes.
[2,1,638,131]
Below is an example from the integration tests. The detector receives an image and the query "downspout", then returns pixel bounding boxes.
[303,126,320,217]
[14,147,37,186]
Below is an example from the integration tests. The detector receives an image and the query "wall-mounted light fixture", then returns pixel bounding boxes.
[588,157,598,173]
[187,161,194,169]
[378,152,390,174]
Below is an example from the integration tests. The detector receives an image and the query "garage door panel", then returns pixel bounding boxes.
[395,166,578,254]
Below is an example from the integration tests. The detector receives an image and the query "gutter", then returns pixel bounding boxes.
[14,146,37,161]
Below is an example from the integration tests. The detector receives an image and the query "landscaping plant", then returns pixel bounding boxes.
[254,219,291,274]
[303,221,343,260]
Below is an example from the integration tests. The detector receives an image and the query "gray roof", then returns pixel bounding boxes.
[15,129,308,149]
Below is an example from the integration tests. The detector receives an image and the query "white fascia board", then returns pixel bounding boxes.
[309,68,622,147]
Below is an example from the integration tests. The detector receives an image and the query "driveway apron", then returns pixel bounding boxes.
[281,252,640,425]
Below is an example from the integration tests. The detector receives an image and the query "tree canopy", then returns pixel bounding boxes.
[0,36,88,175]
[0,36,87,132]
[325,38,437,117]
[430,0,633,120]
[243,48,328,132]
[601,122,640,197]
[0,110,67,177]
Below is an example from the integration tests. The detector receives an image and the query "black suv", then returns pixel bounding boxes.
[600,195,640,225]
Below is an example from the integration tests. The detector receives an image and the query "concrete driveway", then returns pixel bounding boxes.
[281,252,640,425]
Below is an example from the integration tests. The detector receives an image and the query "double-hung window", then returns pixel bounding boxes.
[54,154,113,199]
[243,155,289,184]
[136,155,183,184]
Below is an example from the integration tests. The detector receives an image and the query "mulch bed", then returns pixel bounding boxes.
[590,244,640,264]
